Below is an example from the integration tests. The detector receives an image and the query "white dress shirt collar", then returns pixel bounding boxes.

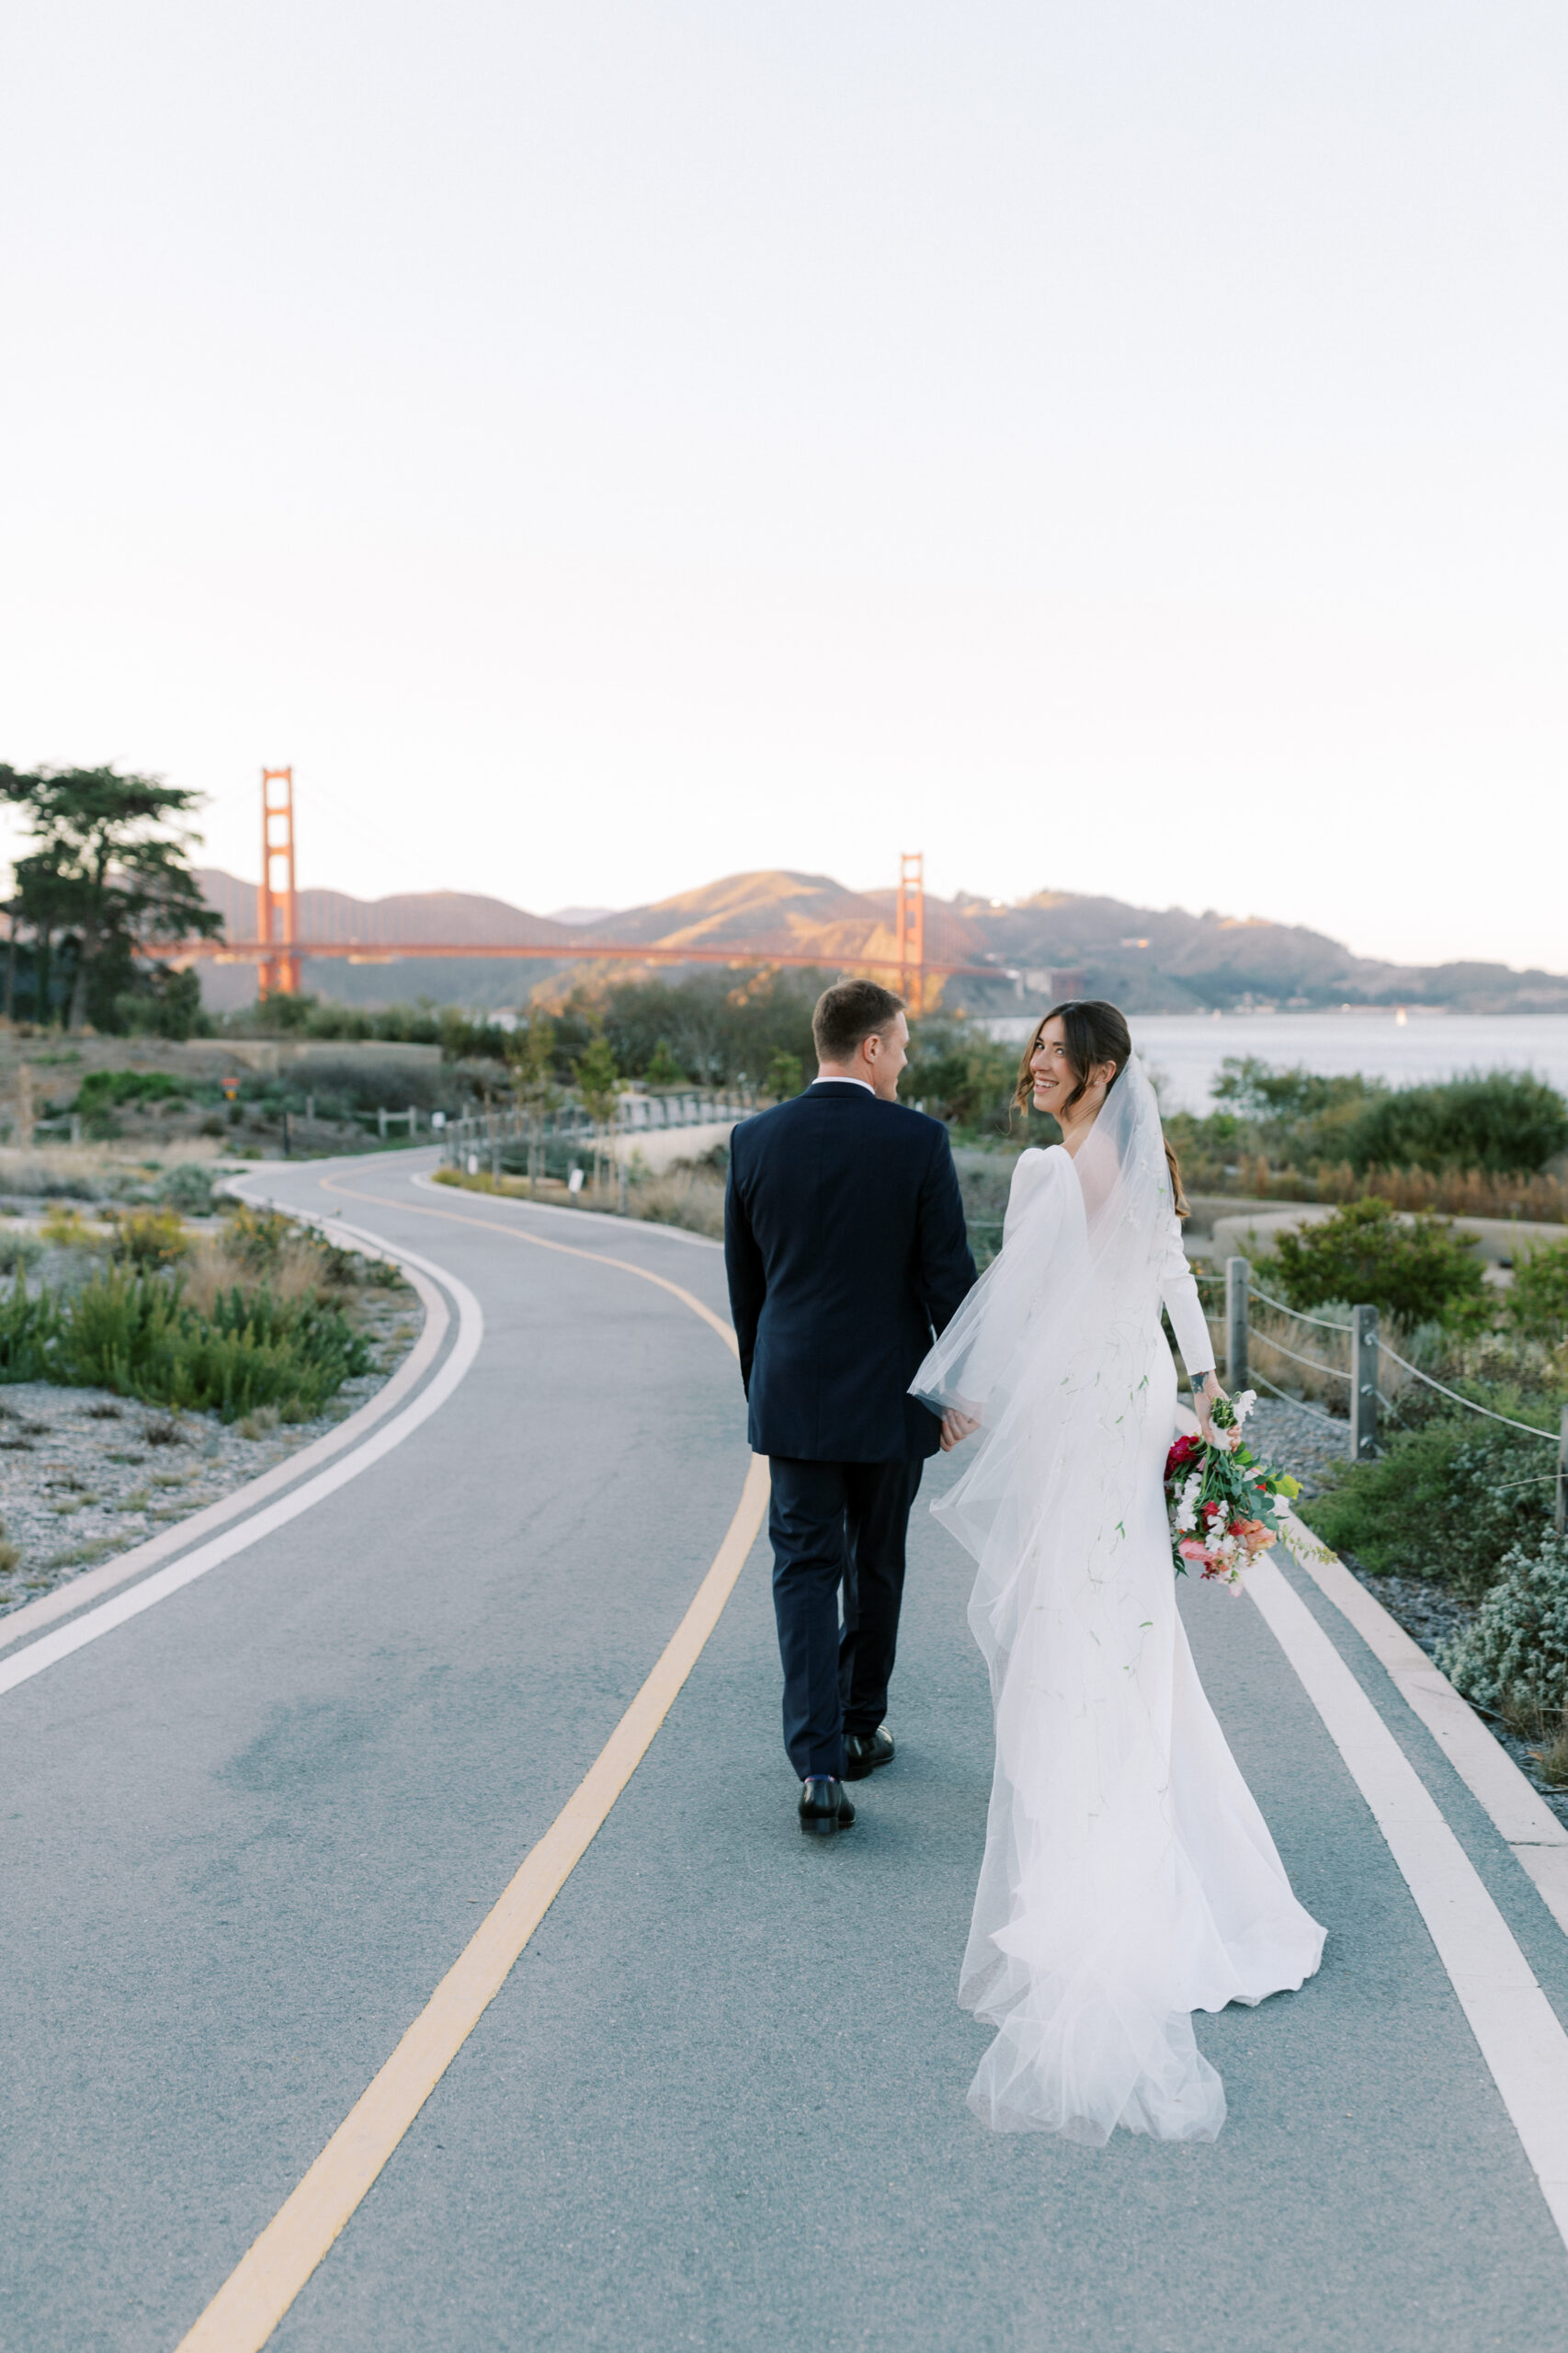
[812,1074,874,1095]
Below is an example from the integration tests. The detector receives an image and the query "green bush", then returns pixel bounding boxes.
[1306,1415,1559,1596]
[0,1226,43,1278]
[1210,1059,1382,1171]
[158,1162,220,1217]
[1267,1198,1488,1328]
[645,1038,686,1087]
[1507,1236,1568,1344]
[0,1268,371,1419]
[902,1019,1022,1134]
[1438,1535,1568,1724]
[73,1069,194,1113]
[1343,1071,1568,1176]
[110,1209,189,1267]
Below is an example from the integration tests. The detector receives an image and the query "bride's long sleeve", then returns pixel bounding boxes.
[1161,1219,1216,1379]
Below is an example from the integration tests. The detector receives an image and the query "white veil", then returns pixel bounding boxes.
[913,1051,1176,1618]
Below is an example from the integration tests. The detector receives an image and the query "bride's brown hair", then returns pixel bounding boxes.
[1014,999,1190,1218]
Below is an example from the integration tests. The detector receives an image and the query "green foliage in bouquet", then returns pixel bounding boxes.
[1265,1199,1488,1330]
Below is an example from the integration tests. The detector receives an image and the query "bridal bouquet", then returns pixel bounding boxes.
[1164,1392,1301,1587]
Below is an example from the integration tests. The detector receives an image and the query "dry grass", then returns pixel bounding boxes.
[0,1140,228,1199]
[1506,1691,1568,1788]
[179,1228,328,1314]
[1221,1154,1568,1223]
[433,1158,728,1238]
[626,1166,726,1239]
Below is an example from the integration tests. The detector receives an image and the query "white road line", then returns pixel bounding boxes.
[1247,1553,1568,2254]
[0,1235,483,1702]
[1282,1510,1568,1943]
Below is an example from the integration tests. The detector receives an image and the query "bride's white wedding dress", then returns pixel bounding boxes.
[913,1056,1324,2144]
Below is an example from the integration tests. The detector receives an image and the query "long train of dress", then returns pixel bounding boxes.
[957,1335,1325,2143]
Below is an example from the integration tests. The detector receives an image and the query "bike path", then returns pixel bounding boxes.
[3,1152,1566,2350]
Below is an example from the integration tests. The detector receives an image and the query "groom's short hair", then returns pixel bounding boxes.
[812,979,905,1063]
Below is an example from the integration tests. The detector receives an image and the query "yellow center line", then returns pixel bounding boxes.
[321,1170,739,1356]
[176,1177,767,2353]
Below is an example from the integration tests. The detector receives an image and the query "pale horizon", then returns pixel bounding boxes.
[3,3,1564,971]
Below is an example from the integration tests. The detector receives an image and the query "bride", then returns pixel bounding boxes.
[914,1002,1324,2144]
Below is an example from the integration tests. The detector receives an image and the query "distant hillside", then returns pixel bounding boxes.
[192,867,1568,1017]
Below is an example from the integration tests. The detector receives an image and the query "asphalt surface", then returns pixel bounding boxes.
[4,1148,1568,2352]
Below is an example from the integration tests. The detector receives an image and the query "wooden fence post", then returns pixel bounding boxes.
[1225,1257,1249,1392]
[1351,1304,1380,1461]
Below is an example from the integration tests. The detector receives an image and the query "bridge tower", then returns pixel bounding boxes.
[257,767,301,996]
[895,851,925,1016]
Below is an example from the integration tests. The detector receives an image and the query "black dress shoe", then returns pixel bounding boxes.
[843,1726,895,1781]
[799,1777,856,1836]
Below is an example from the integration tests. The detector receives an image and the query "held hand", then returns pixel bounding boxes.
[1194,1371,1228,1442]
[940,1407,981,1453]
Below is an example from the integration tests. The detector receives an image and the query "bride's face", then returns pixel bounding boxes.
[1029,1018,1115,1129]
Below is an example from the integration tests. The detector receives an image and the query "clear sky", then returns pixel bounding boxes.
[2,2,1563,969]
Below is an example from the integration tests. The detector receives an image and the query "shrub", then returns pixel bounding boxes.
[0,1225,43,1277]
[902,1020,1021,1133]
[765,1049,803,1098]
[1507,1237,1568,1345]
[74,1069,194,1113]
[0,1268,371,1419]
[1267,1198,1488,1329]
[158,1163,219,1217]
[1437,1535,1568,1727]
[111,1210,189,1267]
[222,1206,294,1272]
[1306,1415,1559,1596]
[40,1203,98,1253]
[1344,1071,1568,1176]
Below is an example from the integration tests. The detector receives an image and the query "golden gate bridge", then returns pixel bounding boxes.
[164,769,1006,1014]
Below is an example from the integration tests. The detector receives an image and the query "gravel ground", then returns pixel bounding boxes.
[0,1284,421,1620]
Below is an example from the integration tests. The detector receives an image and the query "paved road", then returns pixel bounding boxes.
[4,1150,1568,2351]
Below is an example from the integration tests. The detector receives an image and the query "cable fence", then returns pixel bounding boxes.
[1210,1253,1568,1534]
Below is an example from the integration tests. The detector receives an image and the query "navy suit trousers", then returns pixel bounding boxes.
[767,1456,925,1780]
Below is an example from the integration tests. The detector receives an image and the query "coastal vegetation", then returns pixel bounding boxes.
[0,1201,387,1420]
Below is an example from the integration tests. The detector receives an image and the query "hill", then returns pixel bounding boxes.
[192,868,1568,1017]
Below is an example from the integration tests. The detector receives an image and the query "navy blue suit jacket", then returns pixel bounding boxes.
[724,1081,977,1462]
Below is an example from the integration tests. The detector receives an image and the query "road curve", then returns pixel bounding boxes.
[3,1147,1568,2351]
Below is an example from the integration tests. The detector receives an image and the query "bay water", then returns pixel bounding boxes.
[978,1011,1568,1116]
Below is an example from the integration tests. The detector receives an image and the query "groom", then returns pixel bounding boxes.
[724,979,976,1836]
